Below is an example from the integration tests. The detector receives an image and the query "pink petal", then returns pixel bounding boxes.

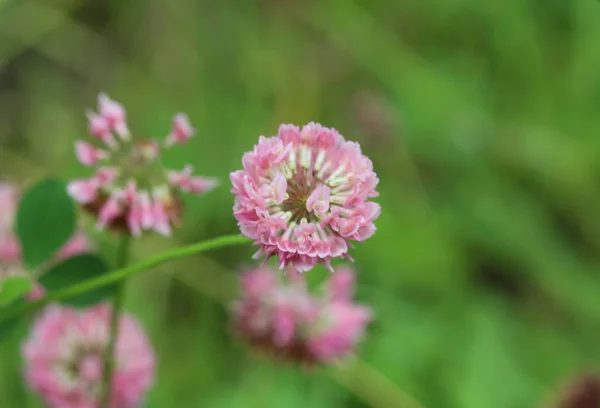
[67,180,97,204]
[306,185,331,216]
[186,176,219,194]
[98,93,129,141]
[97,195,122,229]
[150,193,171,236]
[168,166,219,194]
[127,200,143,237]
[165,113,194,146]
[57,232,92,259]
[79,355,102,382]
[138,192,154,229]
[93,167,119,186]
[260,172,287,204]
[75,141,108,167]
[86,111,116,148]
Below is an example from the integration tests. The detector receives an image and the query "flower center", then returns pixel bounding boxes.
[269,145,341,226]
[109,140,164,191]
[281,182,312,222]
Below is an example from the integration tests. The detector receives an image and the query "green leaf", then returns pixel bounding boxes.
[0,299,25,343]
[39,254,116,308]
[16,179,76,268]
[0,277,32,307]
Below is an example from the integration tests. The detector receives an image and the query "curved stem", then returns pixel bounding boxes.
[100,235,131,408]
[0,234,250,324]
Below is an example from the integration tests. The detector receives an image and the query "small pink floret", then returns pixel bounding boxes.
[87,111,116,148]
[75,141,108,167]
[98,93,130,140]
[165,113,195,146]
[67,180,98,204]
[168,166,219,194]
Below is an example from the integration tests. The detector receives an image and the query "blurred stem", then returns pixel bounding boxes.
[0,234,250,324]
[100,234,131,408]
[330,359,425,408]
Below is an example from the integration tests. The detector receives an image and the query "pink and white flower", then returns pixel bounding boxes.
[23,304,155,408]
[230,265,372,365]
[231,123,380,272]
[69,94,218,236]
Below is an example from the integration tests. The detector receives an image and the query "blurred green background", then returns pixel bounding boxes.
[1,0,600,407]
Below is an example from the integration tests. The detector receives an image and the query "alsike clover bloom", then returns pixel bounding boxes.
[68,93,218,237]
[230,123,380,272]
[230,265,372,365]
[23,304,155,408]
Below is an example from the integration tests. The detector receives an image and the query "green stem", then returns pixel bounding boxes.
[100,235,131,408]
[330,359,425,408]
[0,234,250,324]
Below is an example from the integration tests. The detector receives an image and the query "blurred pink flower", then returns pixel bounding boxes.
[230,265,372,365]
[23,304,155,408]
[230,123,380,272]
[69,94,219,237]
[0,182,92,301]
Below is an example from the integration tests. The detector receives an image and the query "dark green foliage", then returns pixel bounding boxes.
[40,254,116,308]
[16,179,75,269]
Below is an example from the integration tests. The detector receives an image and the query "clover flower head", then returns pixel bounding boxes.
[231,265,372,365]
[231,123,380,272]
[68,94,219,237]
[23,304,155,408]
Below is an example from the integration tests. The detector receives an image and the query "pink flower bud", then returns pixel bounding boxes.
[75,141,108,167]
[98,93,130,141]
[165,113,194,146]
[86,111,116,148]
[168,166,219,194]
